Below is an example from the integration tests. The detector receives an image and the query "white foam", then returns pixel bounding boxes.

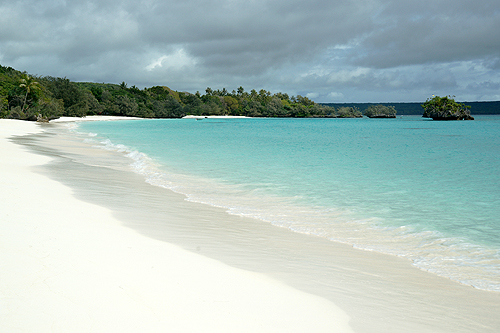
[72,124,500,292]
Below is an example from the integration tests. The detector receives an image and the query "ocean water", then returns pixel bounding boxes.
[75,116,500,291]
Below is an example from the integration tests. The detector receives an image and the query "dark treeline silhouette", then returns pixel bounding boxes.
[3,64,498,121]
[323,102,500,115]
[1,65,363,120]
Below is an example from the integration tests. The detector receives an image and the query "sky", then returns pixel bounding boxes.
[1,0,499,103]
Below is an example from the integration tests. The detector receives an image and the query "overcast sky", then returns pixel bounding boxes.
[1,0,499,102]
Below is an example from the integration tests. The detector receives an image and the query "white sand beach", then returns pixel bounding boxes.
[0,119,351,332]
[50,115,144,122]
[2,118,500,333]
[182,115,250,119]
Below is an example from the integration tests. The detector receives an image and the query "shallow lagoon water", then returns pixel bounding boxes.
[77,115,500,291]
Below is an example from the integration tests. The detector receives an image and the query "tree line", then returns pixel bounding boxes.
[1,64,368,120]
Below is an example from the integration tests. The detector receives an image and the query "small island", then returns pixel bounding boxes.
[363,104,397,118]
[422,95,474,120]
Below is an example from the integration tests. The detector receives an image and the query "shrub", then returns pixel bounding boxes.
[364,104,397,118]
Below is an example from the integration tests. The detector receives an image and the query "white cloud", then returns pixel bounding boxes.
[306,92,319,99]
[327,92,345,101]
[145,49,198,72]
[326,68,371,85]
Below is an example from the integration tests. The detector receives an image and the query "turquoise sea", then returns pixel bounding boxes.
[75,116,500,291]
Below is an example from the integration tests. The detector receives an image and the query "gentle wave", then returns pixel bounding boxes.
[77,131,500,292]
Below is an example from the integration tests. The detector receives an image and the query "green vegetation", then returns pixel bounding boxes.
[323,102,500,115]
[335,106,362,118]
[3,65,496,121]
[18,74,41,114]
[1,64,364,120]
[363,104,397,118]
[422,95,473,120]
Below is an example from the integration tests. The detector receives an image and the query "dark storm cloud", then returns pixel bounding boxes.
[1,0,499,102]
[352,0,500,68]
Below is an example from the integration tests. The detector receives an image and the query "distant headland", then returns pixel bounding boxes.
[323,101,500,116]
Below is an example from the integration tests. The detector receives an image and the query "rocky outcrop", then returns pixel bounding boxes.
[36,114,49,123]
[430,114,474,121]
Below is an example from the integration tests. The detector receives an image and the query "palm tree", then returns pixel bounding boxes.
[19,74,40,112]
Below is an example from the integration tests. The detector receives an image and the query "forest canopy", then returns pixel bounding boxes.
[363,104,397,118]
[1,64,364,120]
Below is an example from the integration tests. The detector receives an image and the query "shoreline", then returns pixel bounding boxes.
[2,118,500,332]
[50,115,144,122]
[48,115,250,123]
[182,115,251,119]
[0,119,351,332]
[73,115,500,293]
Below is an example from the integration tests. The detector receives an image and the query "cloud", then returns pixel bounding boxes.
[1,0,499,102]
[350,0,500,68]
[327,92,344,101]
[145,49,198,72]
[306,92,319,99]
